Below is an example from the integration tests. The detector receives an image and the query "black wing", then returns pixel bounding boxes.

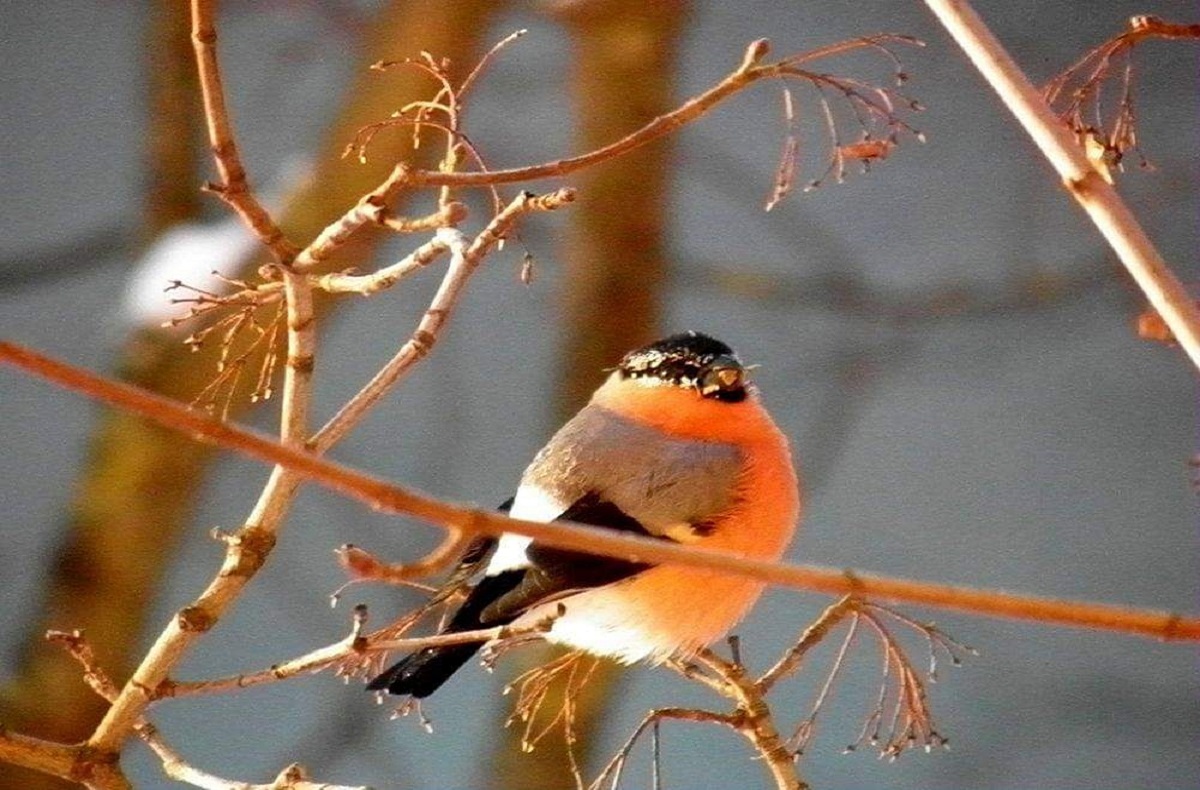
[422,496,512,608]
[478,493,656,622]
[367,494,660,697]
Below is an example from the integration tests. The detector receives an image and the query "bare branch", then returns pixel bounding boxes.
[4,339,1200,643]
[846,609,946,758]
[42,29,571,761]
[46,630,360,790]
[310,188,576,452]
[172,29,921,416]
[147,746,369,790]
[652,598,963,781]
[334,531,472,587]
[291,163,415,273]
[1044,15,1200,170]
[0,728,120,790]
[313,236,450,296]
[389,35,923,190]
[378,201,469,234]
[190,0,297,262]
[83,286,314,753]
[155,623,515,700]
[788,613,861,755]
[759,595,858,692]
[687,649,806,790]
[458,28,528,101]
[82,2,323,756]
[590,707,739,790]
[923,0,1200,369]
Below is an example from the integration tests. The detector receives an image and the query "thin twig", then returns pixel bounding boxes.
[291,164,415,273]
[788,613,861,754]
[156,624,514,700]
[85,275,313,752]
[171,29,923,420]
[172,30,920,418]
[853,610,944,757]
[388,36,920,190]
[590,708,738,790]
[759,595,858,692]
[4,339,1200,643]
[922,0,1200,369]
[665,656,733,697]
[313,236,450,296]
[165,234,451,330]
[689,649,806,790]
[189,0,297,262]
[764,85,799,210]
[334,531,471,587]
[1044,15,1200,170]
[503,651,600,773]
[86,0,319,755]
[310,188,576,452]
[147,743,368,790]
[458,28,528,101]
[47,631,364,790]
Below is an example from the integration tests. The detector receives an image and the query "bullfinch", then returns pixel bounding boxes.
[367,331,800,698]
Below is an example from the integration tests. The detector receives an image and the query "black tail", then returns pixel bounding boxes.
[367,570,523,698]
[365,641,482,698]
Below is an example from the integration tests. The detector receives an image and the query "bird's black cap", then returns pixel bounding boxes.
[617,331,748,402]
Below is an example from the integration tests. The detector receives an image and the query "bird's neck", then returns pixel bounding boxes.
[590,375,783,446]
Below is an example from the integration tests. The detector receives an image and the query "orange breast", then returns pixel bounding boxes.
[526,376,802,663]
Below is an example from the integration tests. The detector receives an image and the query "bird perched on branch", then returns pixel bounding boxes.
[368,331,800,698]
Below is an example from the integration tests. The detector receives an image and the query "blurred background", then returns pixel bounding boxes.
[1,1,1197,788]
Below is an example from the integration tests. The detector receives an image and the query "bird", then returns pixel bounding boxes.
[367,331,800,698]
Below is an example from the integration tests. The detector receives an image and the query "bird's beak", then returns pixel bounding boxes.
[714,367,742,388]
[699,355,746,396]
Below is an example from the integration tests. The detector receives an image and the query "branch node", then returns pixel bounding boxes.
[218,525,277,578]
[209,526,237,546]
[1128,14,1159,33]
[351,604,370,650]
[69,744,121,784]
[176,605,215,633]
[410,328,436,358]
[271,762,309,787]
[286,352,316,375]
[740,39,772,73]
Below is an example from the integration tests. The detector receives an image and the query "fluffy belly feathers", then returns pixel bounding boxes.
[517,446,799,663]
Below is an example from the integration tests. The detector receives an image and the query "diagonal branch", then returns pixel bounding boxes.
[310,188,576,452]
[4,339,1198,644]
[0,729,126,790]
[82,0,320,756]
[922,0,1200,370]
[759,595,858,692]
[153,620,536,700]
[590,707,740,790]
[310,235,448,295]
[688,648,805,790]
[395,35,921,190]
[46,630,364,790]
[190,0,298,262]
